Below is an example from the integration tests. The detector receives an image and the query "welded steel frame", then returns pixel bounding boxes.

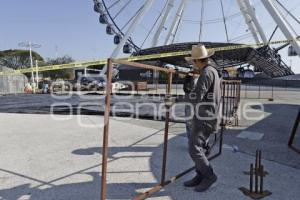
[101,59,241,200]
[101,58,175,200]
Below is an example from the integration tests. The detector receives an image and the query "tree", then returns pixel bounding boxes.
[41,55,75,80]
[0,49,43,70]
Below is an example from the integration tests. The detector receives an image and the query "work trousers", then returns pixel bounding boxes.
[188,121,213,178]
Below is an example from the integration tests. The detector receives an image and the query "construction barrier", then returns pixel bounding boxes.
[100,58,242,200]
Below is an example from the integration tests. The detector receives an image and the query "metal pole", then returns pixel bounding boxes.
[28,43,36,94]
[258,150,262,169]
[221,82,226,126]
[230,83,234,120]
[255,150,259,193]
[260,165,264,194]
[236,82,241,126]
[35,60,39,91]
[219,82,226,154]
[101,58,113,200]
[29,42,34,83]
[250,164,253,193]
[18,41,41,92]
[226,82,230,123]
[161,72,173,185]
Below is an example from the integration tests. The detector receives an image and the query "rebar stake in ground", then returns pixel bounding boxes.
[239,150,272,199]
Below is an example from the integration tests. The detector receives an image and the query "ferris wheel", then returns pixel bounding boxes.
[93,0,300,77]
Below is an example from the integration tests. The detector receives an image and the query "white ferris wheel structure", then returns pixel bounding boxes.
[92,0,300,78]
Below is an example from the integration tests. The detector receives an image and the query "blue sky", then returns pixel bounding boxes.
[0,0,299,73]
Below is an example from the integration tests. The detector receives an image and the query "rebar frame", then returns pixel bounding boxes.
[239,149,272,199]
[101,58,241,200]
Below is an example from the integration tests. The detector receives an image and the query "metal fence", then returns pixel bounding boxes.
[221,80,241,126]
[240,78,300,100]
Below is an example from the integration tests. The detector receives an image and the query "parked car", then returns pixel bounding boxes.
[50,80,72,93]
[74,76,107,91]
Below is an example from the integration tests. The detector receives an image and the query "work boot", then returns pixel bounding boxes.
[183,173,204,187]
[194,173,217,192]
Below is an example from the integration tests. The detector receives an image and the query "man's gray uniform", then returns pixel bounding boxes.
[179,64,221,177]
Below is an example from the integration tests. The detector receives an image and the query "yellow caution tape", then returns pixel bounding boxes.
[0,38,299,76]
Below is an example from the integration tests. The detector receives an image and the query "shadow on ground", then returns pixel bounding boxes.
[0,103,300,199]
[0,139,185,200]
[224,103,300,168]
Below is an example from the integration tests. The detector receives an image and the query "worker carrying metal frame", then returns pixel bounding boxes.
[166,44,222,192]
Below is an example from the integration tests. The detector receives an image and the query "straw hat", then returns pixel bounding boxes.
[185,44,215,61]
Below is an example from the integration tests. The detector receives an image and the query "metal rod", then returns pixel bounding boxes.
[260,165,264,194]
[238,82,241,104]
[275,0,300,25]
[161,72,173,185]
[228,83,232,121]
[258,150,262,170]
[233,82,237,126]
[288,109,300,146]
[255,160,258,193]
[134,166,195,200]
[111,58,174,73]
[221,82,226,126]
[237,82,241,126]
[226,82,230,124]
[250,164,253,193]
[134,184,163,200]
[230,82,234,119]
[218,126,224,155]
[101,59,113,200]
[255,150,259,170]
[233,80,236,108]
[220,0,229,42]
[135,145,223,200]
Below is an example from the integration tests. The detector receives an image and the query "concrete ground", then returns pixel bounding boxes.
[0,90,300,200]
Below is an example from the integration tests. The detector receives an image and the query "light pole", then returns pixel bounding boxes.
[35,60,39,90]
[18,41,41,89]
